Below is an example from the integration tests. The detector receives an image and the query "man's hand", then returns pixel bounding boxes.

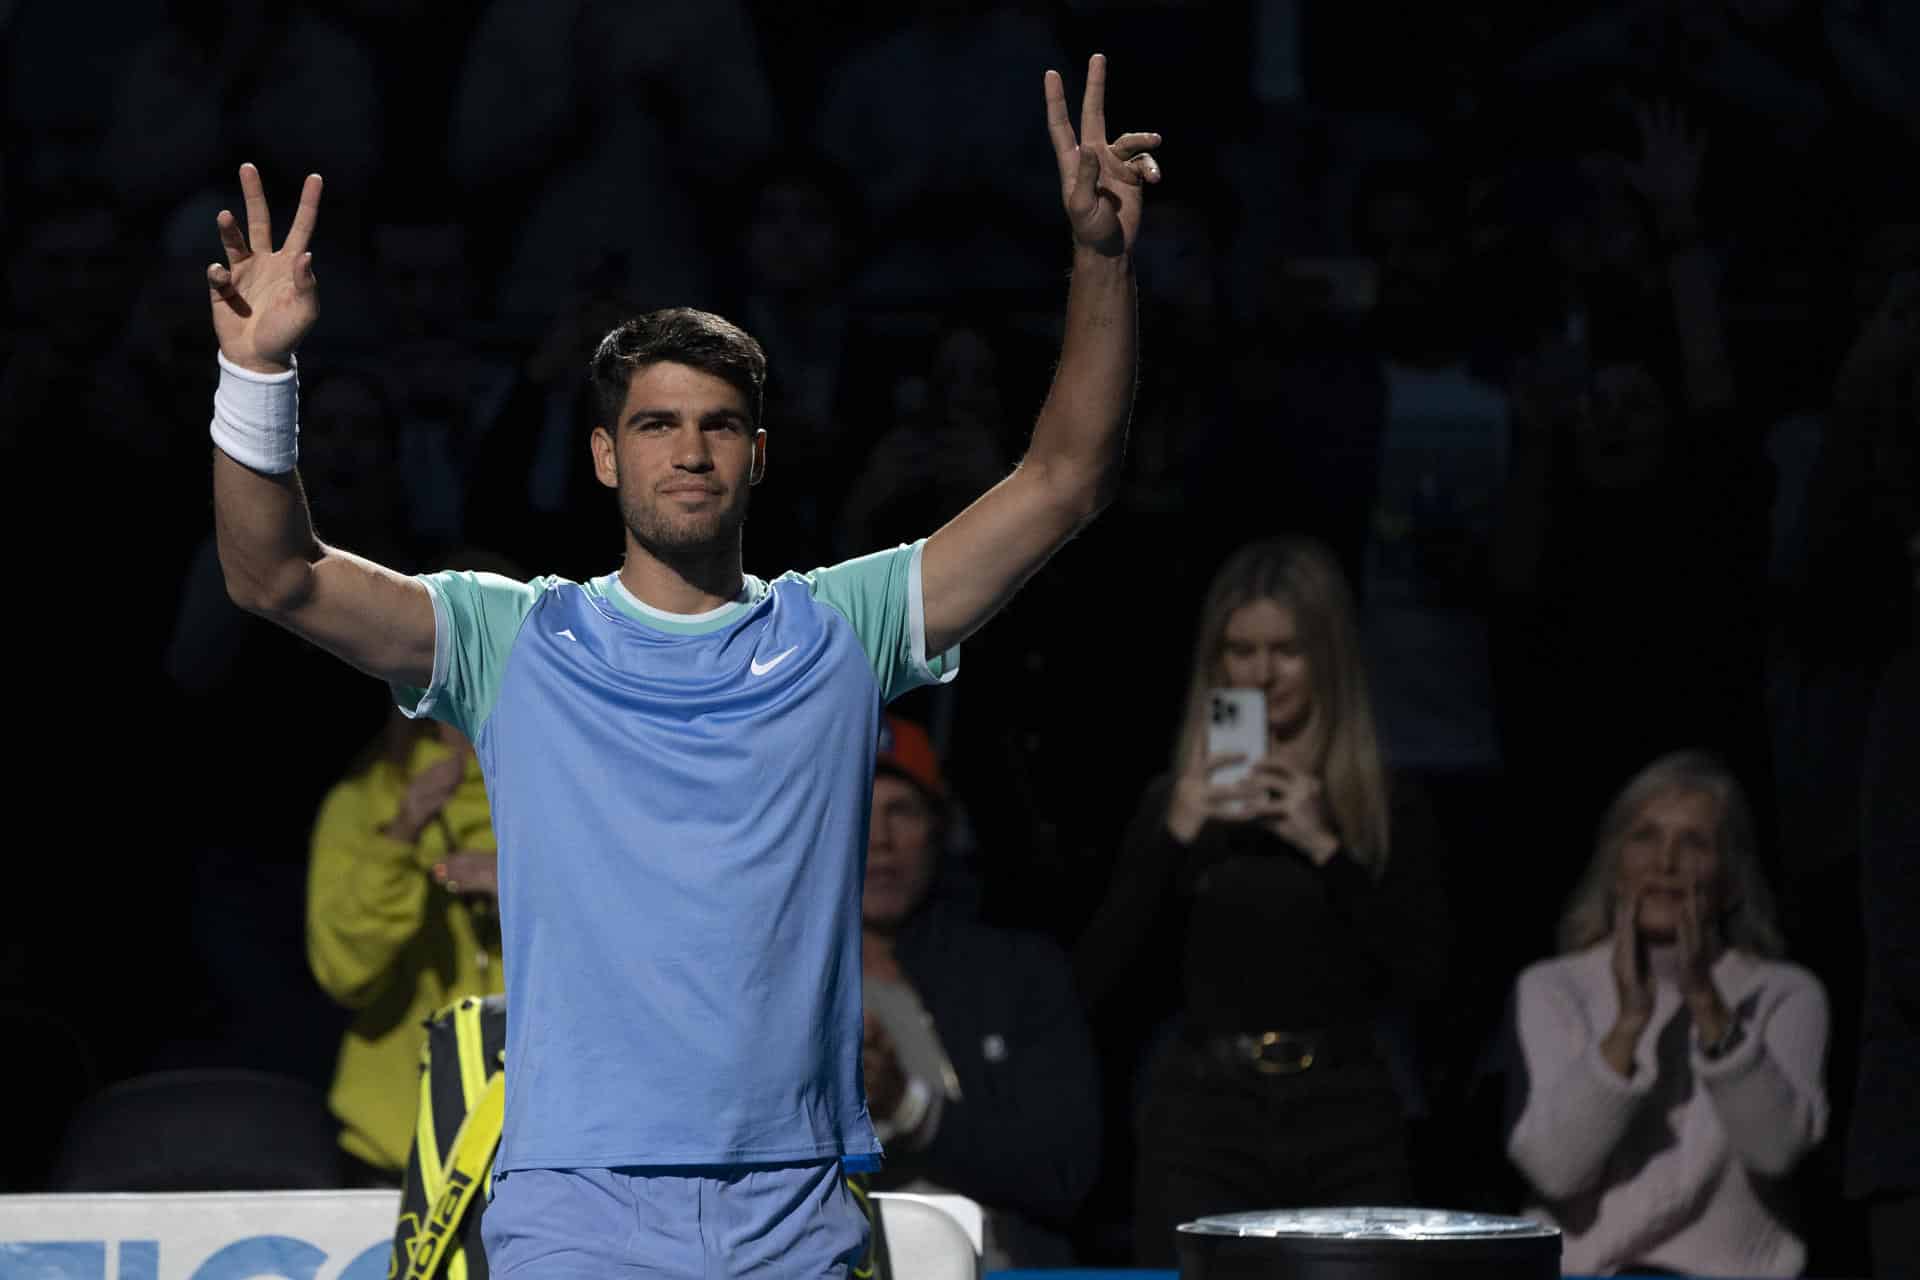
[915,54,1154,654]
[1044,54,1161,258]
[207,163,323,374]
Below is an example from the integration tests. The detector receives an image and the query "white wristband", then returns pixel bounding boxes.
[210,351,300,474]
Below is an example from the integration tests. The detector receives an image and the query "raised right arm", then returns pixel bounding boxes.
[206,163,435,688]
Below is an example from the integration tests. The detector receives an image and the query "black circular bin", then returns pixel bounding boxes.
[1173,1207,1560,1279]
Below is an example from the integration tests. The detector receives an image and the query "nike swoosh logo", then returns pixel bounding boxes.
[556,628,577,642]
[750,645,799,676]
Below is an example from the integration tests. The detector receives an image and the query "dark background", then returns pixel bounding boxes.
[3,0,1915,1272]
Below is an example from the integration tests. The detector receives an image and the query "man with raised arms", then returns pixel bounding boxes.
[204,55,1159,1278]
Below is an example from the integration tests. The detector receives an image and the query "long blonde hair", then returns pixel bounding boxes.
[1556,750,1784,957]
[1171,537,1393,875]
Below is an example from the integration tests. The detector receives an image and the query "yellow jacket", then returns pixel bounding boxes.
[306,736,504,1172]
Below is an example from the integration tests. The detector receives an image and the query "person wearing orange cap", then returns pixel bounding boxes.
[860,715,1102,1269]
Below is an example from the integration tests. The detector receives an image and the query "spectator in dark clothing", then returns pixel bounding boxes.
[861,715,1101,1271]
[1208,159,1514,756]
[834,325,1014,563]
[366,216,517,552]
[446,0,770,334]
[810,1,1069,303]
[717,151,910,576]
[1495,103,1770,901]
[1770,230,1920,862]
[1196,164,1512,1068]
[461,290,640,579]
[1767,261,1920,1260]
[1074,536,1450,1266]
[1845,502,1920,1280]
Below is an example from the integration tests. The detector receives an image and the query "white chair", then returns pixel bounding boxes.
[871,1191,984,1280]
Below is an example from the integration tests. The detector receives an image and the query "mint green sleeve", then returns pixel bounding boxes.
[803,539,960,705]
[390,571,550,740]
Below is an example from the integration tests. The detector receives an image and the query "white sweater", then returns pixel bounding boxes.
[1505,943,1829,1276]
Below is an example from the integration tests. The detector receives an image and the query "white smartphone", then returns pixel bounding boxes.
[1205,687,1267,787]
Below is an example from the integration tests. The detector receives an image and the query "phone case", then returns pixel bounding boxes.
[1205,687,1267,787]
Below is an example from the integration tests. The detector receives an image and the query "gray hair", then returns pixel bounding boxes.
[1557,750,1784,957]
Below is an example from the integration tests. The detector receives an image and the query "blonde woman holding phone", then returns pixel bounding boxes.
[1074,536,1450,1266]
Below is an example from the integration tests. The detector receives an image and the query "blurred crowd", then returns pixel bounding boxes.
[4,0,1919,1274]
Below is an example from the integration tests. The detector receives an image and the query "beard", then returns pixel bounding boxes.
[617,480,752,558]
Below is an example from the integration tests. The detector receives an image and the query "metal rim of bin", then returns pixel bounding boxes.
[1174,1207,1561,1263]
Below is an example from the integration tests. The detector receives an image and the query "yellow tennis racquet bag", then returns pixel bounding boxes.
[389,995,891,1280]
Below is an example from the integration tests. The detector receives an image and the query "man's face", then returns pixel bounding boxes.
[864,773,939,929]
[747,179,843,293]
[1364,190,1457,310]
[373,223,471,338]
[591,361,765,556]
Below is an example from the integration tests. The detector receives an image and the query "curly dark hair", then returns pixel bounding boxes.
[588,307,767,431]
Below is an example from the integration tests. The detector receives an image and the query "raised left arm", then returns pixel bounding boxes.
[921,54,1161,655]
[1626,102,1734,414]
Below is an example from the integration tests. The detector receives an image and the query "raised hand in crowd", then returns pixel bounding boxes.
[1626,100,1734,412]
[1625,100,1706,244]
[207,164,323,374]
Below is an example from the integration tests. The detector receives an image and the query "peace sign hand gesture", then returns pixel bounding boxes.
[206,163,324,375]
[1044,54,1161,259]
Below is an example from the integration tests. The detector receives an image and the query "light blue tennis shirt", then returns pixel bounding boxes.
[393,540,958,1172]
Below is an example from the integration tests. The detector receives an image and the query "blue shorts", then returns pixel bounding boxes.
[481,1161,869,1279]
